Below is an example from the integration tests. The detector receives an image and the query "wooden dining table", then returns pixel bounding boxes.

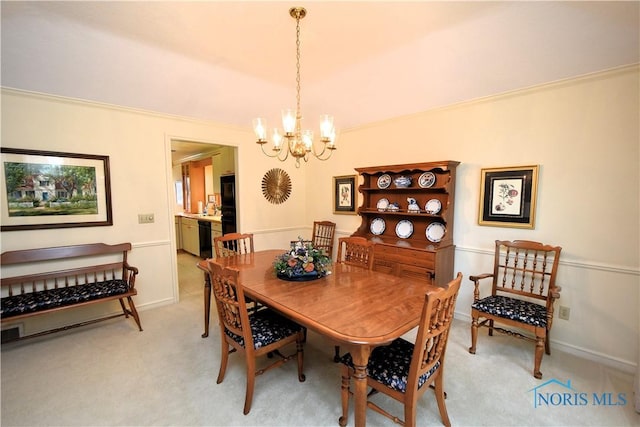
[197,249,439,427]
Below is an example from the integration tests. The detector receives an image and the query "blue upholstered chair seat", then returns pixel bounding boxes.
[472,295,547,327]
[341,338,440,393]
[1,280,130,318]
[225,309,302,349]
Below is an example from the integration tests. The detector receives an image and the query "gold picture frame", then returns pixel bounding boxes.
[333,175,357,215]
[478,165,539,228]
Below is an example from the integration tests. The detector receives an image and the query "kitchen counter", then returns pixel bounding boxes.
[176,213,222,223]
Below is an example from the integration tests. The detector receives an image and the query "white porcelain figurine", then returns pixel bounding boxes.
[407,197,420,213]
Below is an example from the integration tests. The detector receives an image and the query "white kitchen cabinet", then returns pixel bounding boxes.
[218,146,235,175]
[181,217,200,256]
[175,216,182,250]
[212,153,222,195]
[211,221,223,256]
[212,146,235,195]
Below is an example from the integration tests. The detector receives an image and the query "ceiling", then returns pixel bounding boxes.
[2,1,639,162]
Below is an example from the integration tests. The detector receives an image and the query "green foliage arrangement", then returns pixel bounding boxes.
[274,237,332,279]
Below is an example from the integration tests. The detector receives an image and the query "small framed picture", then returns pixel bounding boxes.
[333,175,357,215]
[478,165,539,228]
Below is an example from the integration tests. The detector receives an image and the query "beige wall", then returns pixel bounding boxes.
[0,89,309,332]
[1,65,638,371]
[306,65,639,370]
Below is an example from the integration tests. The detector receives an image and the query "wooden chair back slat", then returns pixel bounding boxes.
[0,243,131,265]
[2,262,126,296]
[214,233,255,258]
[411,273,462,390]
[312,221,336,258]
[337,237,374,270]
[493,240,561,301]
[208,261,249,344]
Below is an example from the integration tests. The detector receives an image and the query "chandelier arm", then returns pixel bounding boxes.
[312,147,335,161]
[259,144,281,158]
[259,143,290,162]
[277,145,290,162]
[308,142,328,159]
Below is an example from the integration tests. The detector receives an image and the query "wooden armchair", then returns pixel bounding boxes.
[339,273,463,427]
[312,221,336,258]
[205,260,306,414]
[469,240,562,379]
[214,232,254,258]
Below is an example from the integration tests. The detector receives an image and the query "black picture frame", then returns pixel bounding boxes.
[478,165,539,229]
[1,147,113,231]
[333,175,357,215]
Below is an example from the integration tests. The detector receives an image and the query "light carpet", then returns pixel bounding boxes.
[1,253,637,426]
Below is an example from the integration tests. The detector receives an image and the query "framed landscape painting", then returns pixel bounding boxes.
[478,165,539,229]
[1,148,113,231]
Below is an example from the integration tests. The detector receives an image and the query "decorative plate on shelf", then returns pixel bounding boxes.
[418,171,436,188]
[376,198,390,211]
[370,218,386,235]
[426,222,446,243]
[377,174,391,189]
[395,220,414,239]
[424,199,442,215]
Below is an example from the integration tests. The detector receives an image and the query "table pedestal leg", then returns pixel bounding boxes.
[350,345,372,427]
[201,270,211,338]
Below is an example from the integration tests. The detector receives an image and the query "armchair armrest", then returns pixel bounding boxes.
[469,273,493,282]
[468,273,493,301]
[123,262,139,289]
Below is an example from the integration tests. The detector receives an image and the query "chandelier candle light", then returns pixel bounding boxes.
[253,7,337,167]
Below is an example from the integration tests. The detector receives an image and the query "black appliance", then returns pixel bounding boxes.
[220,175,237,235]
[198,220,212,259]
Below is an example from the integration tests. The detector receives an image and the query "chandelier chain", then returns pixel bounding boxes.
[295,13,302,129]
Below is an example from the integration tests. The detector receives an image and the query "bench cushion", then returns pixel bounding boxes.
[1,280,130,318]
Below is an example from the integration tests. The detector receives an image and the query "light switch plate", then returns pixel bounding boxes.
[138,214,154,224]
[558,306,570,320]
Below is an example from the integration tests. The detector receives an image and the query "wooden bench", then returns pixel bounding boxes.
[1,242,142,341]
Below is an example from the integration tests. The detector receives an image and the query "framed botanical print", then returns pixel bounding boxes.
[333,175,357,215]
[478,165,539,228]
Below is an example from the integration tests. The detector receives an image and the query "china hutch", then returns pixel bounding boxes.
[352,161,459,287]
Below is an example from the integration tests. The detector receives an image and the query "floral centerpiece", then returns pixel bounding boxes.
[274,237,332,281]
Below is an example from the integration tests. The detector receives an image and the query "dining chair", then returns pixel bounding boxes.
[339,273,463,427]
[333,236,375,361]
[312,221,336,258]
[213,232,254,258]
[468,240,562,379]
[213,232,259,311]
[336,236,374,269]
[206,260,306,415]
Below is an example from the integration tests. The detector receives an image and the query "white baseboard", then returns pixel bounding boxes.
[454,310,637,374]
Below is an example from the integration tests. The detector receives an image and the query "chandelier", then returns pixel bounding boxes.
[253,7,336,168]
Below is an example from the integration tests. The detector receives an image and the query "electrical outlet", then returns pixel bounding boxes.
[558,306,570,320]
[138,213,154,224]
